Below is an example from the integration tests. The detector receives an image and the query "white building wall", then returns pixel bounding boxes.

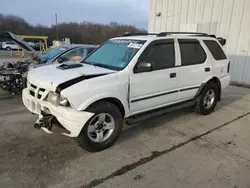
[148,0,250,86]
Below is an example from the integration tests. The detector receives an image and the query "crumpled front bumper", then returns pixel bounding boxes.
[22,88,94,137]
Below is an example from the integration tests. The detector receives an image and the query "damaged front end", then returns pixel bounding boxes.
[22,86,94,137]
[34,113,70,135]
[0,32,40,94]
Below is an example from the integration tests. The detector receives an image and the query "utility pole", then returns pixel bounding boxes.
[55,14,58,40]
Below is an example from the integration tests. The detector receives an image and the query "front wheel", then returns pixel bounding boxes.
[195,82,218,115]
[6,47,11,51]
[76,101,123,152]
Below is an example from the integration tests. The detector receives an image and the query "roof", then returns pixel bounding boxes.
[111,32,226,46]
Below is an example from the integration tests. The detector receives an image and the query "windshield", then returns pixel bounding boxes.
[41,46,68,60]
[83,39,146,70]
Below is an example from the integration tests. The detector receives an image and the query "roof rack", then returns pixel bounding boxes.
[124,32,158,36]
[123,32,226,46]
[157,32,209,36]
[124,32,209,37]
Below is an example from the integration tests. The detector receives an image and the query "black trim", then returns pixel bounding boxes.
[178,39,200,43]
[131,86,200,103]
[126,100,195,124]
[56,74,107,93]
[179,86,200,92]
[131,90,178,103]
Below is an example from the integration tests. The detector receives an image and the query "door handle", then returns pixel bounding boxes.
[205,67,211,72]
[170,73,177,78]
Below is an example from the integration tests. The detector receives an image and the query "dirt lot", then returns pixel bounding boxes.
[1,86,250,188]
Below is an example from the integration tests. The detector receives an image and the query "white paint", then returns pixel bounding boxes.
[23,34,231,138]
[149,0,250,85]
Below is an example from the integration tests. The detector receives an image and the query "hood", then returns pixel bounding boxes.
[0,32,35,52]
[27,61,116,91]
[28,61,52,71]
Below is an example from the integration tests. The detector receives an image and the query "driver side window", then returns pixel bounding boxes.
[60,48,86,63]
[138,39,175,71]
[63,48,79,59]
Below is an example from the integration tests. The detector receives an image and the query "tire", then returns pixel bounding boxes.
[195,82,218,115]
[76,101,123,152]
[6,47,11,51]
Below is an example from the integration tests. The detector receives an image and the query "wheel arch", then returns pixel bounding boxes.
[196,77,222,101]
[77,95,127,117]
[90,97,126,117]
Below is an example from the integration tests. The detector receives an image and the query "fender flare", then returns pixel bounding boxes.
[77,93,129,116]
[195,76,222,101]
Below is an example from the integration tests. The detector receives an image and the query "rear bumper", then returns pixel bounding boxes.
[22,88,94,137]
[220,75,231,90]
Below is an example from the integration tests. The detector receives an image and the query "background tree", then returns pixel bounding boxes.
[0,14,147,45]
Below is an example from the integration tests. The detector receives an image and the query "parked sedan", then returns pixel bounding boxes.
[28,44,98,70]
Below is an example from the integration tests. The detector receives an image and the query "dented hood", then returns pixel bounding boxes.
[0,32,35,52]
[27,62,116,91]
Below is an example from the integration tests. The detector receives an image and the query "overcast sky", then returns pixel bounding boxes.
[1,0,149,29]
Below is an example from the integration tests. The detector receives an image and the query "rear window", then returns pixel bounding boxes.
[204,40,227,60]
[178,39,207,66]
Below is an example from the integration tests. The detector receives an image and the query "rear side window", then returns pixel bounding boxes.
[8,41,15,44]
[204,40,227,60]
[179,39,206,66]
[140,40,175,70]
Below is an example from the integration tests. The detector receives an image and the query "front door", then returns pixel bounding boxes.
[129,39,180,114]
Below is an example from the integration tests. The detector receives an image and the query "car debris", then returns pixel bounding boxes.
[0,32,98,94]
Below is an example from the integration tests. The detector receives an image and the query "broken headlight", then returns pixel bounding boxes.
[58,96,69,106]
[47,92,69,106]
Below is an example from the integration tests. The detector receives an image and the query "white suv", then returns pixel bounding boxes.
[22,32,231,152]
[2,41,19,50]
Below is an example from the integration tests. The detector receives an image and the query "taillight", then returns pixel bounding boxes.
[227,61,230,73]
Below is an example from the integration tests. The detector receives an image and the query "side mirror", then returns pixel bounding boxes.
[135,61,152,73]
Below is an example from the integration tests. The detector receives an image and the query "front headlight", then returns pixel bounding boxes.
[47,92,69,106]
[58,96,69,106]
[47,92,59,106]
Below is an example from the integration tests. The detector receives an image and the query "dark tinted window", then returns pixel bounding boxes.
[6,41,15,45]
[140,41,175,70]
[179,39,206,66]
[204,40,227,60]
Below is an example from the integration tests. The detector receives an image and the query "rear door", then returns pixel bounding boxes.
[177,39,211,101]
[130,39,180,114]
[203,40,229,79]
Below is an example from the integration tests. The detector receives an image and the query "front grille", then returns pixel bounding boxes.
[30,90,35,97]
[38,94,42,99]
[30,84,37,89]
[28,82,47,99]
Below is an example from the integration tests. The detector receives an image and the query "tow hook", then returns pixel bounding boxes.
[34,115,54,130]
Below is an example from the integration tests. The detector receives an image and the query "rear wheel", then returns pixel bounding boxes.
[76,101,123,152]
[195,82,218,115]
